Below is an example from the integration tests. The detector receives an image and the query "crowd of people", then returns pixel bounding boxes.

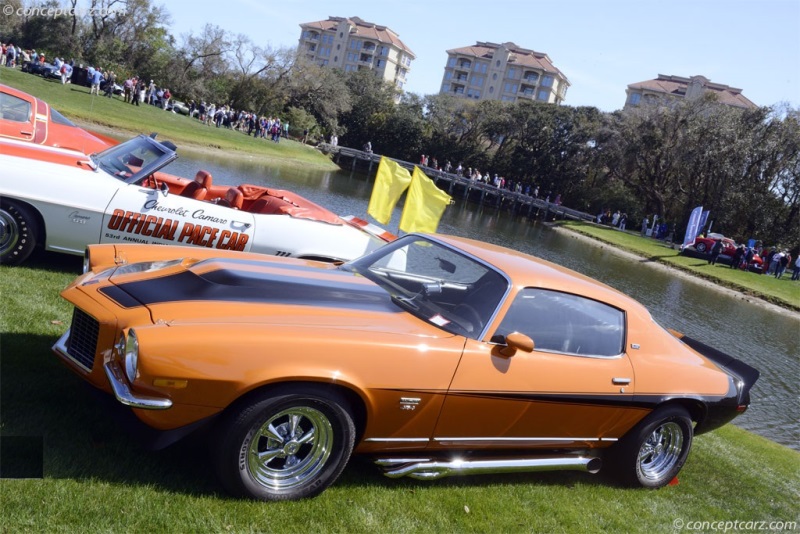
[4,43,301,142]
[415,154,561,204]
[187,104,290,143]
[1,42,22,67]
[597,210,630,231]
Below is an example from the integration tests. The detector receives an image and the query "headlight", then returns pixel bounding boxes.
[124,329,139,383]
[115,332,126,358]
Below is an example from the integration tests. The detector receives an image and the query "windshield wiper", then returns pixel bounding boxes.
[391,294,419,310]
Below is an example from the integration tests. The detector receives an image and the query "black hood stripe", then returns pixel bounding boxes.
[100,267,397,313]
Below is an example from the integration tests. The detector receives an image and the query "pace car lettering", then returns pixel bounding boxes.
[192,209,228,224]
[216,229,249,250]
[177,223,220,248]
[142,199,190,217]
[108,209,178,240]
[106,209,249,250]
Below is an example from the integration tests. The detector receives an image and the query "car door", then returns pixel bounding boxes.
[100,184,257,251]
[432,287,638,450]
[0,90,46,143]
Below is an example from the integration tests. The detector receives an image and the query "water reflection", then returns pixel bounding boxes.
[169,153,800,450]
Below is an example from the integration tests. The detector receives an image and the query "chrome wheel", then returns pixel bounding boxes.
[216,389,355,501]
[247,406,333,491]
[637,422,683,482]
[613,405,693,488]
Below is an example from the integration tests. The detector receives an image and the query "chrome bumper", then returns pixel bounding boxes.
[104,360,172,410]
[53,329,172,410]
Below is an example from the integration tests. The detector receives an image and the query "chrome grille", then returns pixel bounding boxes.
[66,309,99,371]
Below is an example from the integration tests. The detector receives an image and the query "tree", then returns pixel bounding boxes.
[171,24,230,102]
[372,92,427,162]
[285,58,352,136]
[227,37,297,115]
[12,0,75,58]
[338,69,397,152]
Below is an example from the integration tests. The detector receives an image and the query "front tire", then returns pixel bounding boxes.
[0,200,38,265]
[613,405,693,488]
[695,242,707,253]
[215,388,356,501]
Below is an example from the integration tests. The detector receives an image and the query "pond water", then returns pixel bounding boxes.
[166,152,800,450]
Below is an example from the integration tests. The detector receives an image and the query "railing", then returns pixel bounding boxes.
[319,144,596,222]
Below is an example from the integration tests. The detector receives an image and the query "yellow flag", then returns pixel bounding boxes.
[399,167,452,233]
[367,157,412,224]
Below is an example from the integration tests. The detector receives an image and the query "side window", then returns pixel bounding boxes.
[495,288,624,357]
[0,93,32,123]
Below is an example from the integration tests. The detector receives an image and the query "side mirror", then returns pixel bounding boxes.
[498,332,534,358]
[160,181,169,196]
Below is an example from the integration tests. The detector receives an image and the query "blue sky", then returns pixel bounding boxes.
[163,0,799,112]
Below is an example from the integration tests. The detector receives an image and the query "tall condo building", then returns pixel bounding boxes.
[624,74,756,110]
[299,16,416,90]
[440,41,569,104]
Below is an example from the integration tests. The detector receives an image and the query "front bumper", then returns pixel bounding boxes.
[53,329,172,410]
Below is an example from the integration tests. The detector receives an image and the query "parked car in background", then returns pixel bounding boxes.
[21,60,60,79]
[53,233,759,501]
[168,100,190,115]
[683,232,763,271]
[0,83,116,153]
[0,133,393,266]
[692,233,736,255]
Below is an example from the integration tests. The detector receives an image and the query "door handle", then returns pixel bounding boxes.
[612,377,631,385]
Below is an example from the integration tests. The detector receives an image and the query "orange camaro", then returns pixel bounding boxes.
[0,83,115,153]
[52,234,759,501]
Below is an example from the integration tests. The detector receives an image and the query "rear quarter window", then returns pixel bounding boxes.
[0,92,32,123]
[495,288,625,357]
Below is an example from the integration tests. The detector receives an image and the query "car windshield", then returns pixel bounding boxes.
[92,135,176,184]
[50,107,76,126]
[344,235,509,338]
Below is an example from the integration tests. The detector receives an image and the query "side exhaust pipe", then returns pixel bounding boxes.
[376,455,602,480]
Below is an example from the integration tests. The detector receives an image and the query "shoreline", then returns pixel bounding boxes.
[551,224,800,320]
[77,120,340,171]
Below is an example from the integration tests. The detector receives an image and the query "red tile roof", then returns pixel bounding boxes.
[628,74,756,108]
[446,41,566,80]
[300,16,415,58]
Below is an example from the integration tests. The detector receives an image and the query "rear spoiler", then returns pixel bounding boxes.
[341,216,397,243]
[668,329,760,401]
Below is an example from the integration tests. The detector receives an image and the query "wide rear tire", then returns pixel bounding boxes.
[214,388,356,501]
[612,405,693,488]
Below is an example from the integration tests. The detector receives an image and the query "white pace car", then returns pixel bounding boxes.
[0,134,393,265]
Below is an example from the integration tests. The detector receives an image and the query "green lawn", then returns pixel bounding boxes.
[1,252,798,532]
[558,221,800,312]
[0,68,337,169]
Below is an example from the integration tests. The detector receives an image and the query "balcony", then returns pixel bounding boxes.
[522,71,539,83]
